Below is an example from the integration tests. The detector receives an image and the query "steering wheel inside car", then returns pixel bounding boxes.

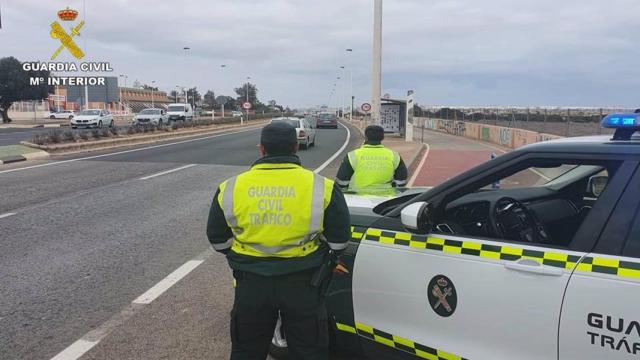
[489,197,550,243]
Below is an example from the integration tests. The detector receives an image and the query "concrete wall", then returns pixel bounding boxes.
[415,117,563,149]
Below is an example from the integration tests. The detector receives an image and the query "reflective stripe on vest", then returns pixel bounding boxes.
[218,163,333,258]
[347,145,399,191]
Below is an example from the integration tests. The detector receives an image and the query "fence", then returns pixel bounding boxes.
[415,107,635,137]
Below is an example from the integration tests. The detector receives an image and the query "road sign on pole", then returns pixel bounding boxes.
[361,103,372,113]
[242,102,252,110]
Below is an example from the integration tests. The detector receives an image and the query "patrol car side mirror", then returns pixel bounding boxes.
[401,201,433,232]
[588,175,608,197]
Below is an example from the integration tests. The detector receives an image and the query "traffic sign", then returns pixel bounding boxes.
[242,102,252,110]
[361,103,372,113]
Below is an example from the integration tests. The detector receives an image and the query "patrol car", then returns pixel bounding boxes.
[271,115,640,359]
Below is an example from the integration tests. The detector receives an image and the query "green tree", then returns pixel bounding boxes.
[0,57,53,123]
[187,87,201,106]
[234,82,259,105]
[203,90,216,109]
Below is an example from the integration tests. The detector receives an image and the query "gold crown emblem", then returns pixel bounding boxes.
[437,278,448,287]
[57,7,78,21]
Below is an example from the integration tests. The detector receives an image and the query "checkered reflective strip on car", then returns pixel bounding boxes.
[576,256,640,279]
[335,321,468,360]
[363,228,640,280]
[350,226,367,242]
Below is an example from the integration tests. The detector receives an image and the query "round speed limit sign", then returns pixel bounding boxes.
[242,102,252,110]
[361,103,372,113]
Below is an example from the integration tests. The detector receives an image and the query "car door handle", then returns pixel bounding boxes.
[504,259,563,276]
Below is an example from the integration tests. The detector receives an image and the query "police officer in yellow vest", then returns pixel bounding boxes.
[207,122,350,360]
[336,125,408,191]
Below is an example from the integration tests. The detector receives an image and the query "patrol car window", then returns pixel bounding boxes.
[439,161,616,247]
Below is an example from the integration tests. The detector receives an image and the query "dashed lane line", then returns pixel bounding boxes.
[0,212,17,219]
[139,164,197,180]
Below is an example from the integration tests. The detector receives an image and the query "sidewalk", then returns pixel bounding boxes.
[410,128,507,187]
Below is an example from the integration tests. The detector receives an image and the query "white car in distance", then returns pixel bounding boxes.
[47,110,75,119]
[70,109,114,129]
[132,108,169,126]
[269,117,316,150]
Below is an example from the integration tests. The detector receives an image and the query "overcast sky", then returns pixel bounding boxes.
[2,0,640,108]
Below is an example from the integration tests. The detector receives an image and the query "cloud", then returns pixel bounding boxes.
[2,0,640,107]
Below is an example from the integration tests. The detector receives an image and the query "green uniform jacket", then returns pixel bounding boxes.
[207,155,351,276]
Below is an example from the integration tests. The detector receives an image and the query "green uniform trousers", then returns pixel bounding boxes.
[230,268,329,360]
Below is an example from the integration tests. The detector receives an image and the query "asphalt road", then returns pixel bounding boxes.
[0,122,362,360]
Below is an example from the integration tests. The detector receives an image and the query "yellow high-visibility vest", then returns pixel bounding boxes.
[347,144,400,191]
[218,163,334,258]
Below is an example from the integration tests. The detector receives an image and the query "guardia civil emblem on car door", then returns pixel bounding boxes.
[427,275,457,317]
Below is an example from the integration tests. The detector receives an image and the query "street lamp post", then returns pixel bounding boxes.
[346,48,354,121]
[244,76,251,125]
[337,76,343,118]
[151,80,156,108]
[119,74,128,114]
[371,0,383,124]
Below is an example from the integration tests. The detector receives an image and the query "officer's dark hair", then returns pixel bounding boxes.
[261,122,298,155]
[365,125,385,142]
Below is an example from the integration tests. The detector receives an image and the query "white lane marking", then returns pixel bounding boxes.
[0,126,263,175]
[132,260,203,305]
[314,122,351,174]
[0,212,16,219]
[48,250,211,360]
[407,143,430,187]
[139,164,197,180]
[50,339,98,360]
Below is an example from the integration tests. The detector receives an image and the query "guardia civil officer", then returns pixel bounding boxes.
[336,125,408,191]
[207,122,351,360]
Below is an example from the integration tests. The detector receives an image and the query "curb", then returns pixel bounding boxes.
[0,155,27,165]
[0,150,50,165]
[405,143,427,173]
[21,120,269,155]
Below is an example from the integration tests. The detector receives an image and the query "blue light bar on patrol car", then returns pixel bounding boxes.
[601,113,640,128]
[602,113,640,140]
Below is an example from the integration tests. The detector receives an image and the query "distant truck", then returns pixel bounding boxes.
[166,103,194,122]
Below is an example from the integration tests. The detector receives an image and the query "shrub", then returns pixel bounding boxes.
[79,131,90,140]
[126,126,135,135]
[91,128,101,139]
[62,131,76,142]
[100,128,111,138]
[109,126,119,136]
[48,129,63,143]
[32,134,47,145]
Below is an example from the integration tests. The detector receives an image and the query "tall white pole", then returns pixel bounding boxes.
[82,0,89,110]
[371,0,382,125]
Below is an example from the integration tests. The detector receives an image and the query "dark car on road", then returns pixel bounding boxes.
[317,113,338,129]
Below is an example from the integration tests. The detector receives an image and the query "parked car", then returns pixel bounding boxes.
[47,110,75,119]
[231,111,244,118]
[269,117,316,149]
[316,113,338,129]
[166,103,194,122]
[70,109,114,129]
[271,114,640,360]
[132,108,169,126]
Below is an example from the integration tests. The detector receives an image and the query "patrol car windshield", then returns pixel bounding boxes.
[139,109,161,115]
[168,105,185,112]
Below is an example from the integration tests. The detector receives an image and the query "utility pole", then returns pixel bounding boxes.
[371,0,382,125]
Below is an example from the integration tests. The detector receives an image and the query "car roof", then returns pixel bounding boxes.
[516,134,640,156]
